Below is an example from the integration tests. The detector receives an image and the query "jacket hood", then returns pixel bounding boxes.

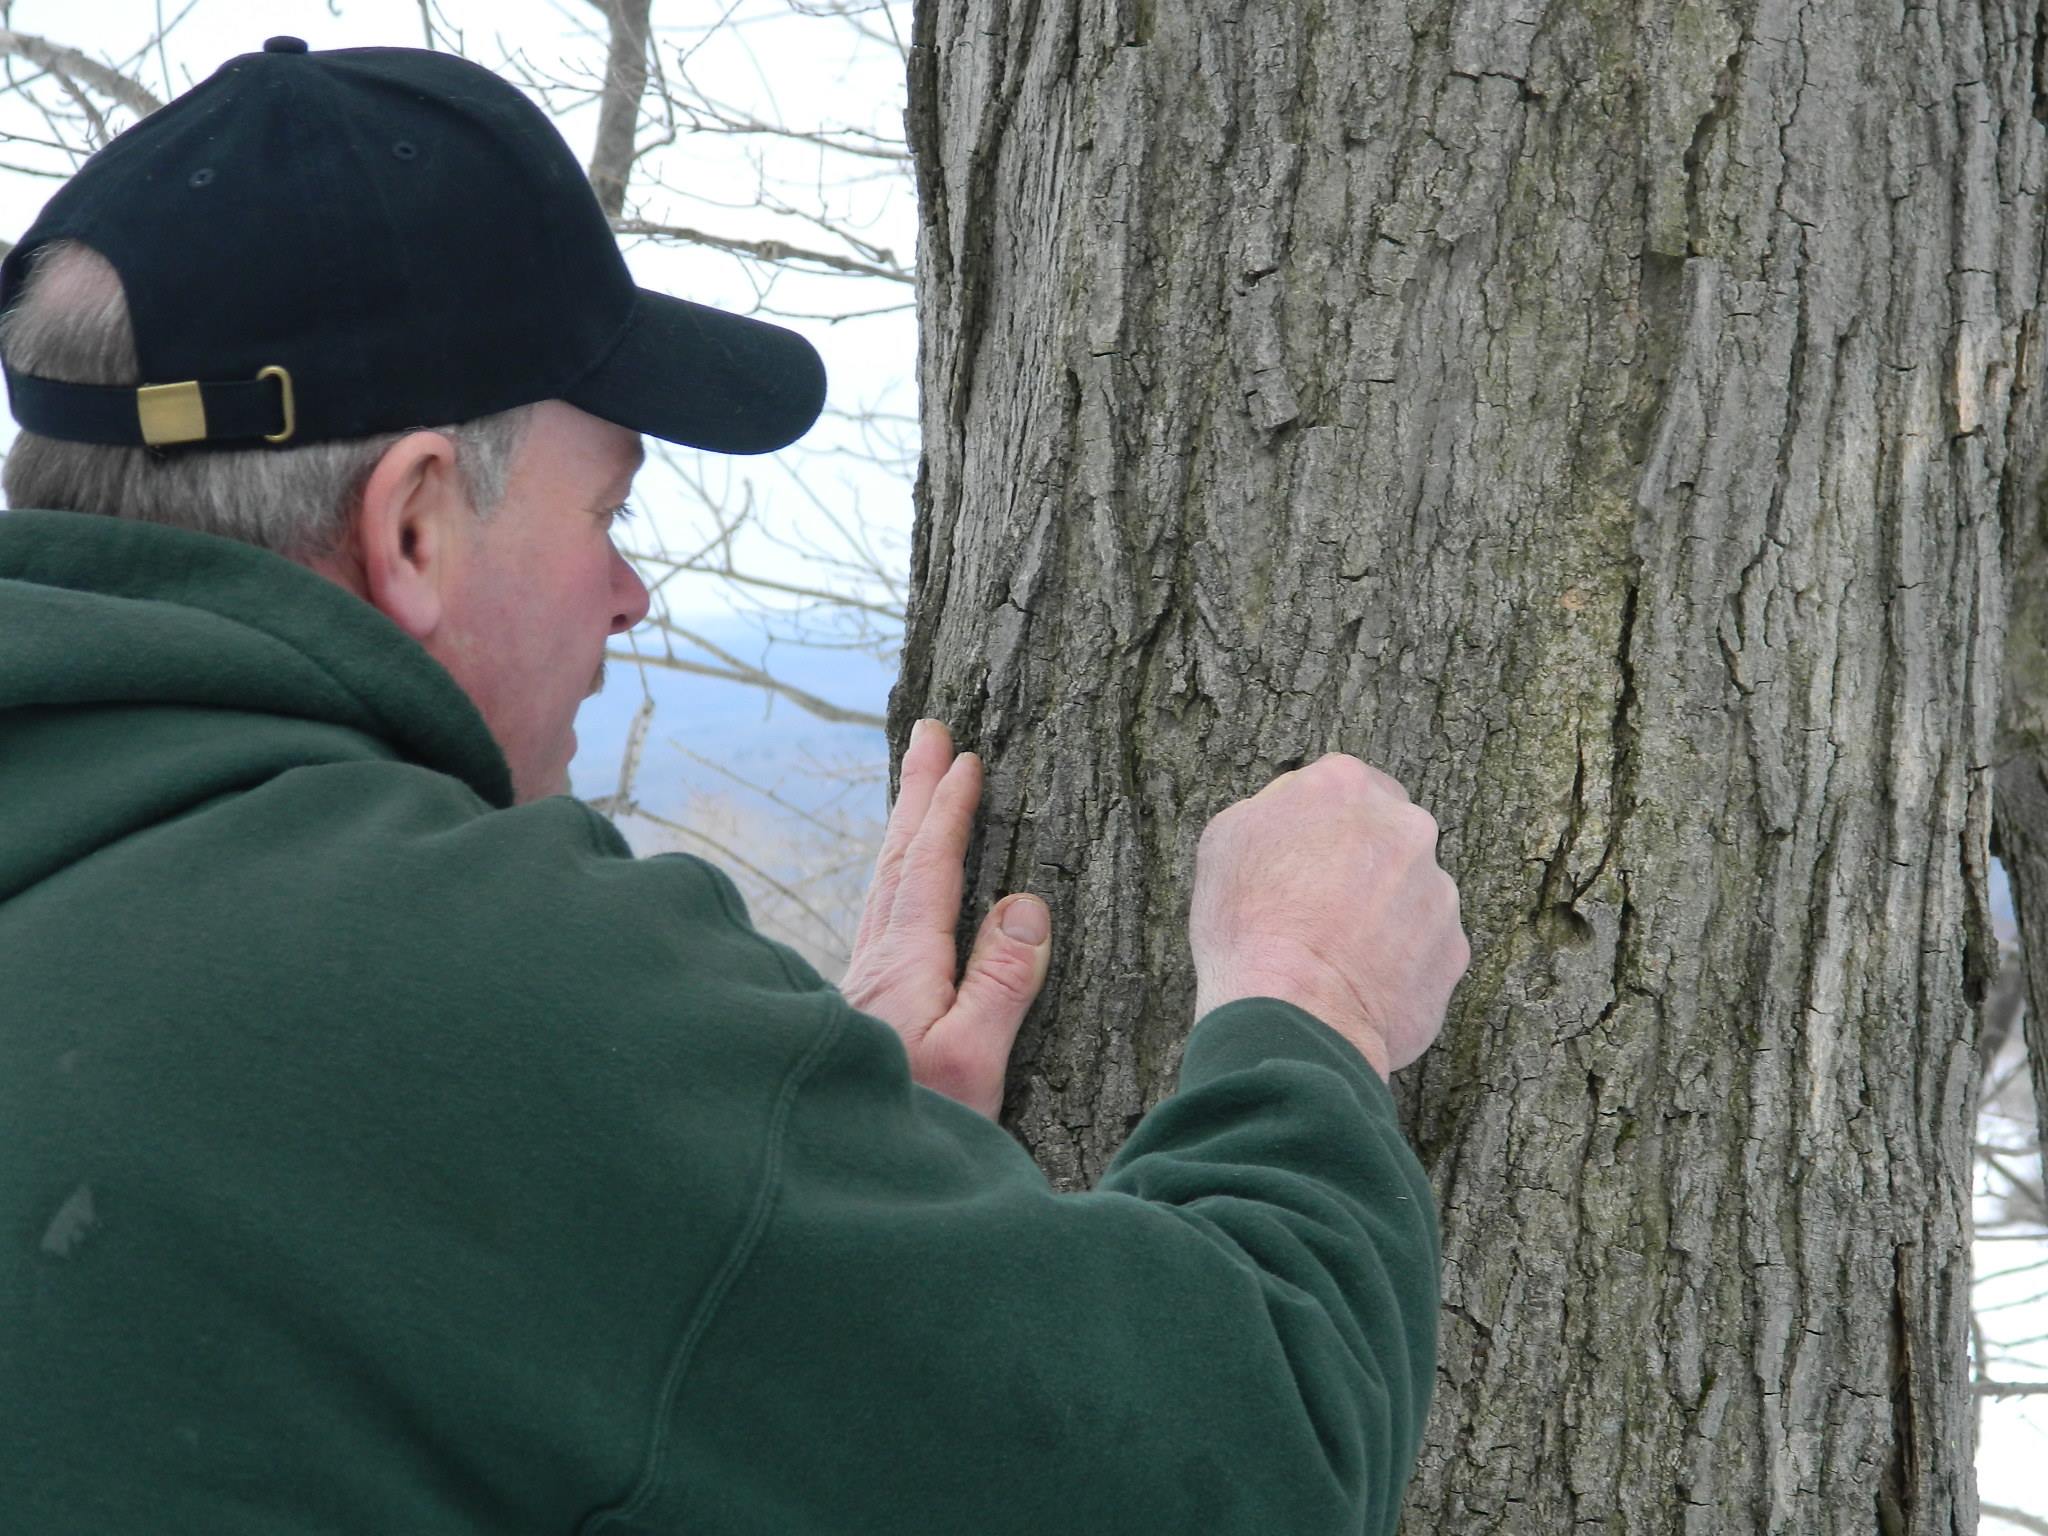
[0,508,512,899]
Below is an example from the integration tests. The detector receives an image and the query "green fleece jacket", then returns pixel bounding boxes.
[0,508,1440,1535]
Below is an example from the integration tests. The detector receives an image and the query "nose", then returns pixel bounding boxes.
[609,541,651,634]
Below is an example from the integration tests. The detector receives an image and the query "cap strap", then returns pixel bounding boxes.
[4,365,296,447]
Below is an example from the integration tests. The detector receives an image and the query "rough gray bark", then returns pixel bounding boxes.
[901,0,2046,1530]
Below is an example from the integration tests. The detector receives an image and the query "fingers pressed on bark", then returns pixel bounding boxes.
[894,752,979,935]
[880,722,953,866]
[857,722,958,951]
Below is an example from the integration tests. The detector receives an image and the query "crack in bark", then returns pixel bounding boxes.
[2033,0,2048,122]
[946,0,1046,444]
[1877,1243,1921,1534]
[1681,40,1740,256]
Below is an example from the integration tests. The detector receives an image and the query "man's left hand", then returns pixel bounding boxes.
[838,719,1051,1119]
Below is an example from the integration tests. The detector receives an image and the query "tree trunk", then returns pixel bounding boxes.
[586,0,653,220]
[900,0,2043,1529]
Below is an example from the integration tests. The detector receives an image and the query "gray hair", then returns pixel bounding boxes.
[0,240,532,558]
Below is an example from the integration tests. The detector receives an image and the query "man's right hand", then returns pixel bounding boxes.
[1188,754,1470,1078]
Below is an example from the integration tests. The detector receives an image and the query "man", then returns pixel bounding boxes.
[0,38,1470,1536]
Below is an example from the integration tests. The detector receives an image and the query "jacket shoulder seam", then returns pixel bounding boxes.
[577,997,852,1534]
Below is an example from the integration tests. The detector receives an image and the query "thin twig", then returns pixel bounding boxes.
[1975,1254,2048,1283]
[674,740,878,842]
[606,640,886,730]
[1985,1502,2048,1536]
[627,547,903,620]
[152,0,171,106]
[613,216,912,282]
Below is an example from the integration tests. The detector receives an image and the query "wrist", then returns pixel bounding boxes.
[1193,978,1391,1079]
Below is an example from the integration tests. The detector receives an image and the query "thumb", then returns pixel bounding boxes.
[923,895,1052,1117]
[955,894,1051,1029]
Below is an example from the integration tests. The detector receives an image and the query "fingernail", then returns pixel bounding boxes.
[909,718,931,748]
[1000,896,1049,945]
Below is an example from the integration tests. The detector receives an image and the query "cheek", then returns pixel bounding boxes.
[555,554,618,673]
[488,541,617,706]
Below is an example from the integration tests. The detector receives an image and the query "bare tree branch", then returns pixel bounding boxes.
[605,692,656,814]
[413,0,466,55]
[627,548,902,621]
[755,184,908,269]
[150,0,173,106]
[0,125,90,155]
[584,0,653,219]
[0,31,161,117]
[675,741,882,843]
[1977,1256,2048,1285]
[1986,1502,2048,1536]
[659,87,910,162]
[614,216,912,282]
[119,0,205,98]
[609,638,886,729]
[47,65,108,149]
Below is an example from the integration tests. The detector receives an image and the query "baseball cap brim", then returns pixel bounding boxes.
[565,288,826,455]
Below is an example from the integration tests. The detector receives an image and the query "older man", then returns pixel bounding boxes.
[0,38,1468,1536]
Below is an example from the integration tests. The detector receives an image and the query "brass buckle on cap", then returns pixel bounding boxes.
[135,368,296,446]
[136,381,206,447]
[259,365,295,444]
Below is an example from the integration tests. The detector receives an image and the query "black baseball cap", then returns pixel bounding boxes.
[0,37,826,455]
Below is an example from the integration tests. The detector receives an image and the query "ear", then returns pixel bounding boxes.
[354,431,470,641]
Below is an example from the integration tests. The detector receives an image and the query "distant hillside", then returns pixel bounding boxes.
[569,616,893,815]
[568,617,896,979]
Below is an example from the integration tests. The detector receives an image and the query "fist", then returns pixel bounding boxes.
[1188,754,1469,1077]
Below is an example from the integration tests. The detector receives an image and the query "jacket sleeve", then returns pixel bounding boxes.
[596,995,1441,1536]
